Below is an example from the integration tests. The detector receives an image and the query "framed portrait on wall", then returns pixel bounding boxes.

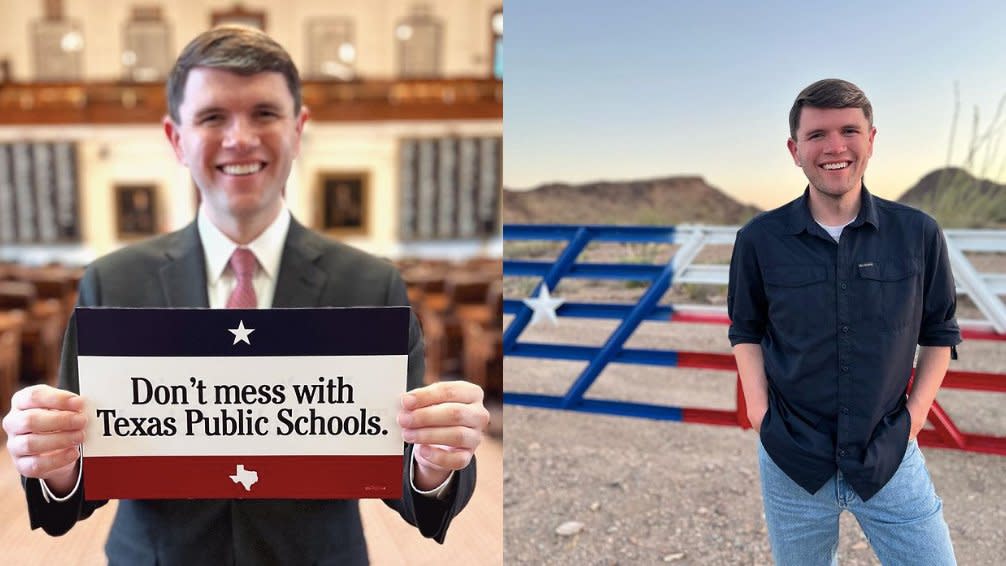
[114,184,159,239]
[316,172,368,237]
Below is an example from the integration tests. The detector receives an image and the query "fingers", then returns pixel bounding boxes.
[8,429,85,457]
[397,402,490,430]
[397,382,490,458]
[415,444,474,471]
[4,385,87,480]
[402,381,484,410]
[9,428,84,454]
[5,414,85,480]
[12,385,84,412]
[401,425,482,450]
[395,383,488,472]
[3,408,87,436]
[14,446,80,480]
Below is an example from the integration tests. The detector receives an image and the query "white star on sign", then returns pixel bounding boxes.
[228,320,255,345]
[522,284,565,327]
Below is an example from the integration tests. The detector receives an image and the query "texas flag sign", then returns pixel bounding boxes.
[75,307,409,500]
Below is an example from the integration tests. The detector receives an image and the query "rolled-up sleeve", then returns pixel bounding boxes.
[917,220,962,347]
[728,226,767,346]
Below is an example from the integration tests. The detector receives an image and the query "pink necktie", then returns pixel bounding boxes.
[226,248,258,309]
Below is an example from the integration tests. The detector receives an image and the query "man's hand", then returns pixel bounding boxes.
[397,381,490,491]
[907,401,930,441]
[733,343,770,434]
[2,385,85,494]
[748,403,768,434]
[906,346,952,442]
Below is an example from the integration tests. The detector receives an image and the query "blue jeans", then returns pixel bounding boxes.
[758,440,956,565]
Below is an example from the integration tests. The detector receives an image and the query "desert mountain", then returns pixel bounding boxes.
[897,167,1006,228]
[503,176,760,225]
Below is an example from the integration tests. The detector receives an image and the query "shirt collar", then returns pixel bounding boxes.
[784,184,880,235]
[197,204,291,285]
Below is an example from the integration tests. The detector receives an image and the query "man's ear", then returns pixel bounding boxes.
[292,105,310,156]
[786,137,801,166]
[163,116,186,164]
[296,105,310,133]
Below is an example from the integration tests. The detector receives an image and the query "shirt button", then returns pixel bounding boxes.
[840,282,848,290]
[841,407,850,415]
[841,326,849,333]
[838,449,847,457]
[842,366,849,372]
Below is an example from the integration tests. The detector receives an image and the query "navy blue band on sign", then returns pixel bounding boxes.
[75,307,410,357]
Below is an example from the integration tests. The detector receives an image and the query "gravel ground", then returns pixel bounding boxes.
[503,317,1006,565]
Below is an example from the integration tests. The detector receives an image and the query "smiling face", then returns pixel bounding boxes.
[787,106,876,201]
[164,67,307,240]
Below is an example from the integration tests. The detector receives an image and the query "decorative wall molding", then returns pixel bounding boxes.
[0,78,501,124]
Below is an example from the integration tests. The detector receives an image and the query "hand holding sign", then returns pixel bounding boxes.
[3,384,86,494]
[397,381,490,491]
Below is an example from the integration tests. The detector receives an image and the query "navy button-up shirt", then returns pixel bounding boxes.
[727,186,961,501]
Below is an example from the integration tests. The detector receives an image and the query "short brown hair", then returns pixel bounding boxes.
[789,79,873,139]
[166,25,301,123]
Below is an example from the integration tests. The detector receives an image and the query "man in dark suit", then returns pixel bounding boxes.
[2,26,489,565]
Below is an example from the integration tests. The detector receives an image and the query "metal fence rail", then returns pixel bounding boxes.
[503,223,1006,456]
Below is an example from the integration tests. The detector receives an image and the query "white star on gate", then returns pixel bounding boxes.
[228,320,255,345]
[522,284,565,327]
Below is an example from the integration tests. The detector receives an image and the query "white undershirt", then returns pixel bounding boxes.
[816,219,854,242]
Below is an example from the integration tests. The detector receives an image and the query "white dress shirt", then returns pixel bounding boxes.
[198,204,289,309]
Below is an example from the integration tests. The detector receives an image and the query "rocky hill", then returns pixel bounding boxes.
[503,176,761,225]
[897,167,1006,228]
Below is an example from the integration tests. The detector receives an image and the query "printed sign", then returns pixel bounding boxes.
[76,307,409,500]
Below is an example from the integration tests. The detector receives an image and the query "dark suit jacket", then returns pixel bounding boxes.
[23,219,476,565]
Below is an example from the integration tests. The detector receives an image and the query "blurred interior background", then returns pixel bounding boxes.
[0,0,503,425]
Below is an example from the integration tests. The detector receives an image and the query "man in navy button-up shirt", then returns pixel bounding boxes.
[728,79,960,565]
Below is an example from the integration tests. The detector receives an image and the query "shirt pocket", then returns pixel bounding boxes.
[856,258,921,331]
[762,265,829,336]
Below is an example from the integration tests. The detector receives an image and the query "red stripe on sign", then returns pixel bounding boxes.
[82,455,403,500]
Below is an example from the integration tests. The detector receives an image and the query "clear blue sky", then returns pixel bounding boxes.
[505,1,1006,209]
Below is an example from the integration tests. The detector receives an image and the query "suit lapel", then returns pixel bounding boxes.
[158,222,210,308]
[272,219,328,308]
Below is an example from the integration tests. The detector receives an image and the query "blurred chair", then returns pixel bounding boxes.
[22,268,78,347]
[461,280,502,401]
[423,272,500,383]
[0,281,63,386]
[0,309,27,417]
